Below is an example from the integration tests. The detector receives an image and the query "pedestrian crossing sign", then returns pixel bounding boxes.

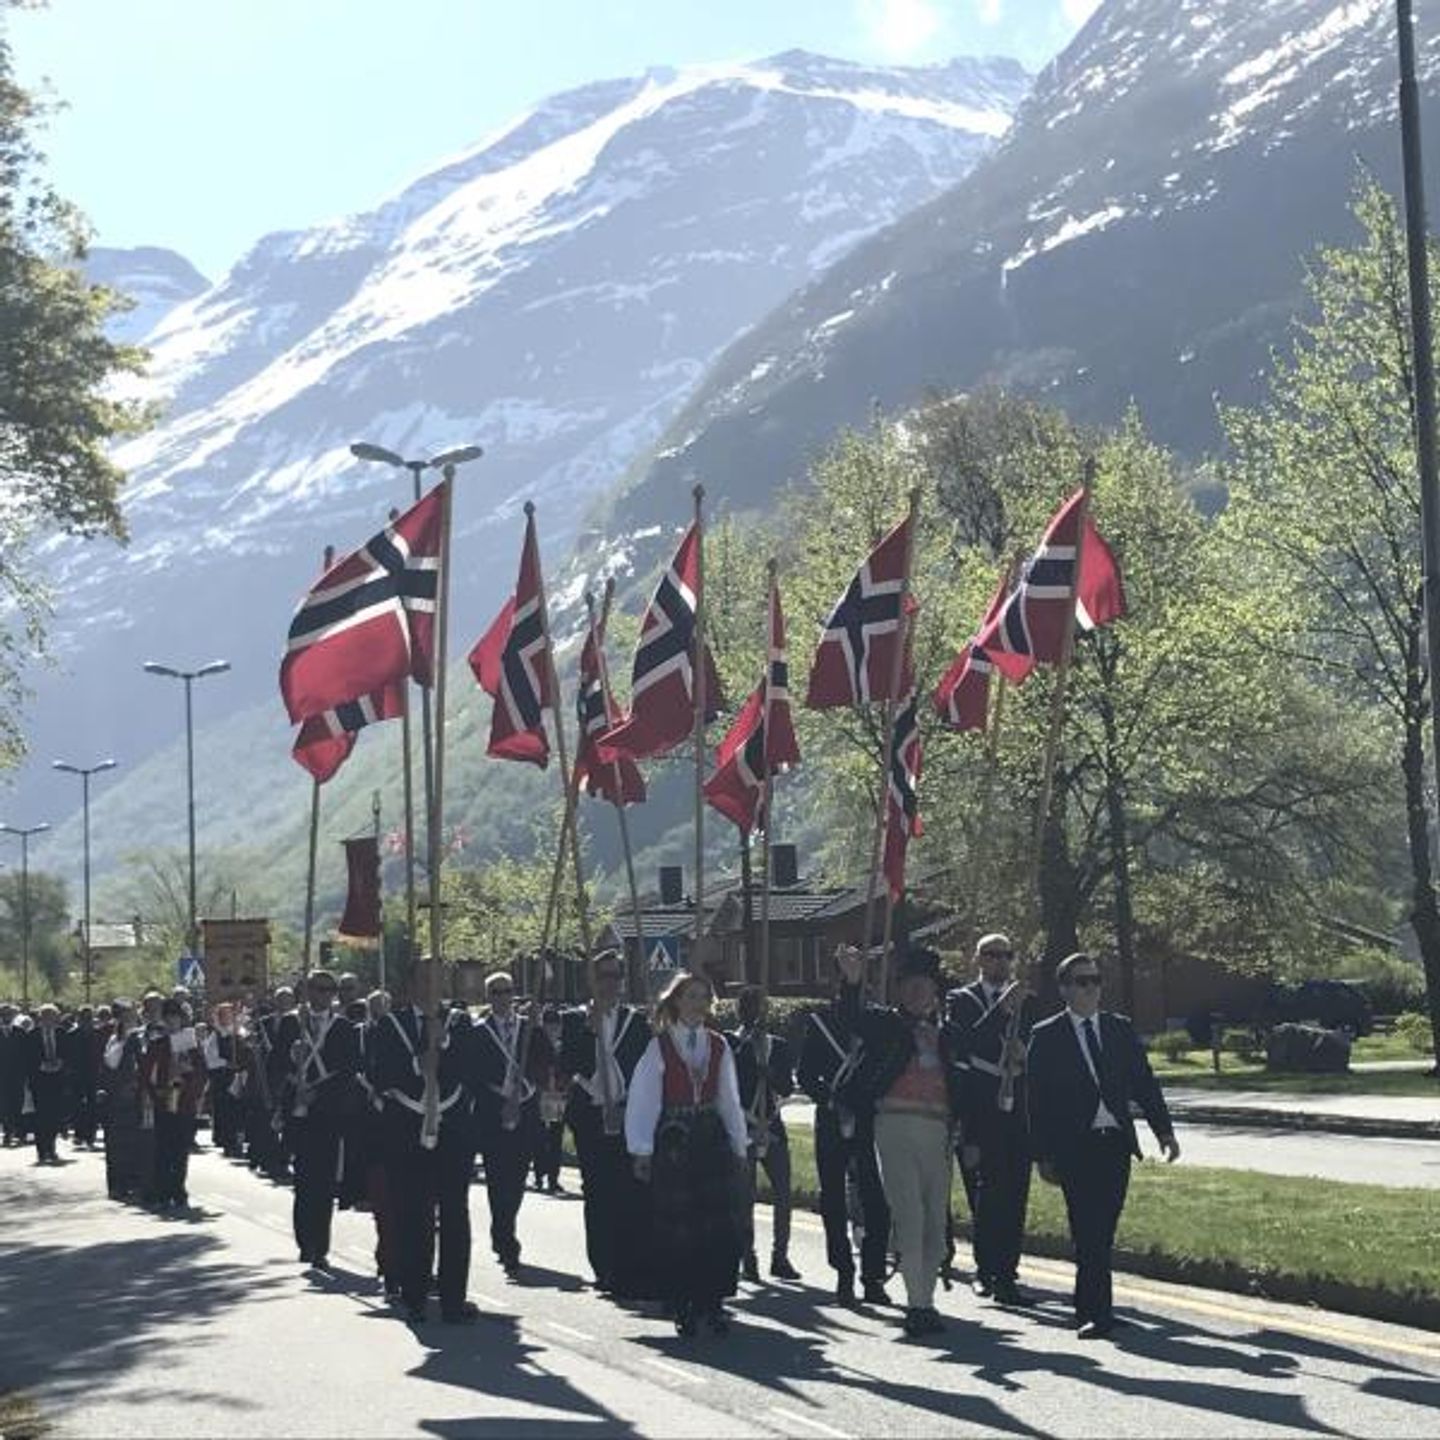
[177,955,205,989]
[647,937,679,972]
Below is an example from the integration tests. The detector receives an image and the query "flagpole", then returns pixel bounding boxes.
[759,558,777,998]
[974,553,1023,904]
[372,787,385,992]
[1028,461,1094,979]
[420,471,454,1149]
[691,484,707,952]
[593,581,646,1001]
[388,506,420,998]
[300,544,334,981]
[531,502,593,960]
[861,487,921,1000]
[410,470,437,890]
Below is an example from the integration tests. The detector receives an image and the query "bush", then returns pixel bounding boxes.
[1152,1029,1192,1061]
[1221,1026,1264,1061]
[1332,949,1427,1016]
[1393,1011,1436,1055]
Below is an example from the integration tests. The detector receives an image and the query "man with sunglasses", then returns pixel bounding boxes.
[947,932,1036,1306]
[1027,952,1180,1339]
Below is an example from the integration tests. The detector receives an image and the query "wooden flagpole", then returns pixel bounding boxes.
[301,544,335,980]
[758,559,778,998]
[387,506,419,998]
[1028,460,1095,971]
[860,487,921,999]
[973,552,1023,902]
[591,581,646,1000]
[420,471,454,1148]
[878,601,920,999]
[692,484,707,952]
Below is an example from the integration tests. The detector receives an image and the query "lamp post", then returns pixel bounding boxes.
[0,822,50,1006]
[52,759,118,1006]
[142,659,230,958]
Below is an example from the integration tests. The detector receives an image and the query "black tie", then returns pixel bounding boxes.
[1082,1017,1103,1086]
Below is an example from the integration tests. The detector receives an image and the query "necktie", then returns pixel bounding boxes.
[1082,1017,1104,1086]
[45,1030,54,1063]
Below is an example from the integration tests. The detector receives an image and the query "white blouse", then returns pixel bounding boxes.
[624,1025,748,1160]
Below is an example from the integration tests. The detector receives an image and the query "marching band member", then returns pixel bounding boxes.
[102,999,154,1202]
[203,1001,246,1160]
[0,1002,26,1147]
[625,971,748,1339]
[726,985,800,1283]
[532,1004,569,1194]
[286,970,361,1269]
[798,945,890,1307]
[561,948,653,1297]
[140,996,206,1207]
[948,932,1036,1305]
[848,947,966,1339]
[26,1004,71,1165]
[471,971,553,1278]
[1027,951,1180,1339]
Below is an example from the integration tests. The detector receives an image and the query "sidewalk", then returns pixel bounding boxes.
[1165,1087,1440,1139]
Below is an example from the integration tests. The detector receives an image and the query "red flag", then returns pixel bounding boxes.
[574,606,646,806]
[468,509,552,767]
[280,484,443,723]
[973,490,1126,679]
[933,569,1033,731]
[806,513,914,709]
[292,684,405,783]
[882,689,923,901]
[337,837,382,947]
[705,580,801,831]
[598,525,723,762]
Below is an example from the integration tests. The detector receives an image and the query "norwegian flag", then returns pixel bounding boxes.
[704,582,800,832]
[292,684,405,784]
[806,513,915,709]
[933,569,1034,731]
[597,524,723,762]
[468,509,552,767]
[280,485,444,723]
[973,489,1126,680]
[574,606,646,806]
[882,689,924,901]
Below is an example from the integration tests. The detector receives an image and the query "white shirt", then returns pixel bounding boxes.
[577,1007,628,1106]
[624,1025,748,1160]
[1067,1008,1120,1131]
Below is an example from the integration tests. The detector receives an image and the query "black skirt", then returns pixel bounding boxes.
[651,1105,747,1306]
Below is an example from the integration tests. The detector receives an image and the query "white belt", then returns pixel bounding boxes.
[385,1087,463,1115]
[969,1056,1002,1077]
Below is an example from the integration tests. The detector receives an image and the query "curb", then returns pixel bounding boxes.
[1170,1103,1440,1141]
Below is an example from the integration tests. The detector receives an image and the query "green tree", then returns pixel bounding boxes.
[0,17,149,764]
[1225,175,1440,1062]
[0,868,72,997]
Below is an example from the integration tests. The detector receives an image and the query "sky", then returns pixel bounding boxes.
[6,0,1099,281]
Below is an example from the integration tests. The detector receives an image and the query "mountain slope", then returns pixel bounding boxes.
[20,50,1030,902]
[84,246,210,345]
[606,0,1440,539]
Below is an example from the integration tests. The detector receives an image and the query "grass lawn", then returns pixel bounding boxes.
[1147,1060,1439,1097]
[1352,1032,1435,1064]
[769,1132,1440,1319]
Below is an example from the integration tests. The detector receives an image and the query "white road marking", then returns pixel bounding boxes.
[644,1357,701,1385]
[543,1320,597,1343]
[768,1407,851,1438]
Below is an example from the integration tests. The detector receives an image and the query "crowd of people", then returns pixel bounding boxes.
[0,936,1179,1343]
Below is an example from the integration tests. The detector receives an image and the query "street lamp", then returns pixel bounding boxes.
[52,758,118,1006]
[142,659,230,958]
[0,822,51,1007]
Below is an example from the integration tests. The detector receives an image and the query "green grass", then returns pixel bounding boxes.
[1352,1031,1435,1063]
[1149,1053,1438,1096]
[768,1132,1440,1317]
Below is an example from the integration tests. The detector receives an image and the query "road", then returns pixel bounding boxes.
[2,1144,1438,1438]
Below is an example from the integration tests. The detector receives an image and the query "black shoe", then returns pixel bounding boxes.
[405,1301,427,1323]
[547,1180,564,1194]
[741,1253,760,1284]
[971,1276,993,1299]
[901,1308,930,1339]
[384,1282,403,1301]
[991,1279,1026,1306]
[863,1280,892,1306]
[1077,1318,1113,1340]
[503,1255,522,1279]
[835,1276,859,1308]
[674,1303,697,1339]
[442,1301,480,1324]
[310,1255,332,1272]
[770,1255,800,1281]
[704,1306,731,1336]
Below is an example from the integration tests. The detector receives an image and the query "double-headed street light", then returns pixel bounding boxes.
[348,442,485,504]
[52,759,118,1006]
[0,821,51,1006]
[142,660,231,959]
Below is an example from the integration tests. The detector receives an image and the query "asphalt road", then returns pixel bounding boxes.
[2,1143,1438,1438]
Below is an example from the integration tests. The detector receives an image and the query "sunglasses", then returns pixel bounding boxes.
[596,970,622,983]
[490,987,514,997]
[1066,974,1102,988]
[980,950,1014,960]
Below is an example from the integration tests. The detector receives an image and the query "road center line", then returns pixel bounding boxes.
[543,1320,597,1343]
[643,1357,700,1385]
[768,1406,851,1438]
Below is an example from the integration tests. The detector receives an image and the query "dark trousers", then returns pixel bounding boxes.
[292,1116,342,1261]
[815,1105,890,1284]
[1057,1130,1132,1325]
[746,1120,793,1260]
[212,1082,242,1156]
[71,1083,99,1146]
[367,1158,399,1285]
[481,1117,533,1265]
[31,1082,64,1161]
[532,1121,563,1188]
[153,1112,196,1203]
[966,1120,1032,1284]
[245,1099,283,1175]
[387,1127,472,1311]
[570,1103,630,1288]
[1,1076,24,1142]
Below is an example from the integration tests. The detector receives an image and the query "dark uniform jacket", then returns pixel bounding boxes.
[724,1027,794,1131]
[286,1011,362,1121]
[468,1012,554,1137]
[1026,1010,1174,1164]
[842,996,966,1123]
[947,980,1039,1144]
[367,1006,472,1147]
[797,984,865,1113]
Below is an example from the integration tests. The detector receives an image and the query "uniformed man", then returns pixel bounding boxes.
[560,949,653,1296]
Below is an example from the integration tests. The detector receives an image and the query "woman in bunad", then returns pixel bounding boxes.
[625,970,749,1338]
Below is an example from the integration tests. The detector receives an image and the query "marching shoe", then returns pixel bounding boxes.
[741,1252,761,1284]
[704,1306,731,1337]
[970,1276,994,1299]
[442,1301,480,1324]
[770,1254,800,1281]
[862,1280,893,1306]
[835,1276,858,1308]
[674,1301,698,1339]
[1077,1319,1113,1340]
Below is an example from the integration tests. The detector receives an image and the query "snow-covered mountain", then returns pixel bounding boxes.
[84,246,210,345]
[604,0,1440,543]
[18,50,1029,883]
